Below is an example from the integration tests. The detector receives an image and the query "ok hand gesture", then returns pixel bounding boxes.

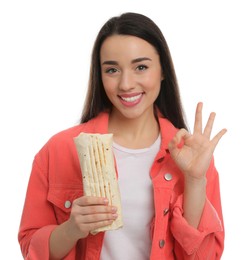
[168,102,227,180]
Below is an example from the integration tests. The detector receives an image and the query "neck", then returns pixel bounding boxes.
[108,108,160,149]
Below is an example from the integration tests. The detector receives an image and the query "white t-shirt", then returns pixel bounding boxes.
[100,135,161,260]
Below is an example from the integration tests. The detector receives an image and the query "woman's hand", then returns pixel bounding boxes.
[50,196,117,259]
[67,196,118,240]
[168,102,227,180]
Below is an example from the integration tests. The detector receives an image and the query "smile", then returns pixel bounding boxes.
[119,93,143,103]
[118,93,144,107]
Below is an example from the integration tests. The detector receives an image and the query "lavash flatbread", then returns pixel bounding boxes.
[74,133,123,234]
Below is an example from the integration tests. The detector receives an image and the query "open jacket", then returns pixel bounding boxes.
[18,112,224,259]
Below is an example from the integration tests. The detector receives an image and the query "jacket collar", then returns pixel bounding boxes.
[82,110,178,151]
[157,116,178,151]
[82,112,109,134]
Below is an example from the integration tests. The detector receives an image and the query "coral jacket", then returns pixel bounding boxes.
[18,112,224,259]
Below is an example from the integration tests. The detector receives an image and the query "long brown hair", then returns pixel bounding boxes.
[81,12,187,130]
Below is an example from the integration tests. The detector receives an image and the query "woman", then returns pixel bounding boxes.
[18,12,226,259]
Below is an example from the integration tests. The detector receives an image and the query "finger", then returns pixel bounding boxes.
[211,128,227,149]
[168,128,190,151]
[80,205,117,215]
[193,102,203,134]
[78,219,114,235]
[74,196,109,207]
[83,212,118,224]
[87,219,114,232]
[77,209,118,228]
[203,112,216,138]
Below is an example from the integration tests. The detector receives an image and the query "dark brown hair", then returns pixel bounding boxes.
[81,12,187,129]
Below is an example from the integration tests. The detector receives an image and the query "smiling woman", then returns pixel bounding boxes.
[18,12,226,260]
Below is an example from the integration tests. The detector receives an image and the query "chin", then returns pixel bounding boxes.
[119,110,144,120]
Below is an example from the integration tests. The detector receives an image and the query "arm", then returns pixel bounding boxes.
[169,102,226,228]
[183,176,206,228]
[18,157,58,259]
[18,148,117,259]
[171,162,224,259]
[168,102,226,258]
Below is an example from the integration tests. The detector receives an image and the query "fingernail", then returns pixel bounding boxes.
[111,207,117,213]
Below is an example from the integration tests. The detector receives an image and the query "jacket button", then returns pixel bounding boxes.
[164,173,172,181]
[64,200,72,209]
[159,239,165,248]
[163,208,169,215]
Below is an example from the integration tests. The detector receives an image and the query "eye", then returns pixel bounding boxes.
[136,65,148,71]
[105,68,118,74]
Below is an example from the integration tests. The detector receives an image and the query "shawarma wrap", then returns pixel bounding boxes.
[74,133,123,234]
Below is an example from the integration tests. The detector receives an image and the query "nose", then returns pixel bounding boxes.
[118,71,135,91]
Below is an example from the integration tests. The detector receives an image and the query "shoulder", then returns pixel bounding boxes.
[40,112,110,153]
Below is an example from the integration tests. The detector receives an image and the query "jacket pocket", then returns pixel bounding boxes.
[47,184,83,224]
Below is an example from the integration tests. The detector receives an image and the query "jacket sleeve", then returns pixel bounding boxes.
[170,160,224,259]
[18,146,58,259]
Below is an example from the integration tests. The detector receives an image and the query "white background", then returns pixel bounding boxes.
[0,0,242,259]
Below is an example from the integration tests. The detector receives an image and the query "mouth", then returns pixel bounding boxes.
[118,93,144,107]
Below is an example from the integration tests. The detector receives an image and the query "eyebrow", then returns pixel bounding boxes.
[102,57,152,65]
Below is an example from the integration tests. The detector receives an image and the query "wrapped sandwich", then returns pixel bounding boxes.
[74,133,123,234]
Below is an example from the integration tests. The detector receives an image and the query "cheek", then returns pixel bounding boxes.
[142,73,161,92]
[102,77,116,97]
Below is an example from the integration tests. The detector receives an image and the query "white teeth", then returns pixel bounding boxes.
[120,94,142,102]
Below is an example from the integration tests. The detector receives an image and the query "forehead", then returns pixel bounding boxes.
[100,35,158,60]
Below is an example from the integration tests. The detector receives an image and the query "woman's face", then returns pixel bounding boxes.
[100,35,163,120]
